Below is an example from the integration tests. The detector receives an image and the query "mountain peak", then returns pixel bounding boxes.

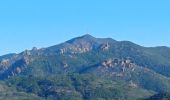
[66,34,96,44]
[75,34,96,41]
[80,34,94,38]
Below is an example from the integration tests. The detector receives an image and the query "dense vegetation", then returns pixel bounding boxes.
[3,74,153,100]
[145,93,170,100]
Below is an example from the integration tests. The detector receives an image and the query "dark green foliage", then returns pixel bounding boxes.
[145,93,170,100]
[5,74,153,100]
[0,81,44,100]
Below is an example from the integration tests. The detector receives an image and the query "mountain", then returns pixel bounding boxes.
[0,34,170,100]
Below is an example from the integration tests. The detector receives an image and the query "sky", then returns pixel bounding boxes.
[0,0,170,55]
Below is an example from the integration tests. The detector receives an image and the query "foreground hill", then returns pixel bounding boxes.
[0,34,170,99]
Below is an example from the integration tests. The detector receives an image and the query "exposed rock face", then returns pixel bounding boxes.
[60,48,67,54]
[59,46,92,54]
[102,58,135,68]
[128,80,138,88]
[102,59,114,68]
[63,63,68,68]
[101,42,110,51]
[16,67,22,74]
[55,35,114,54]
[0,59,10,66]
[71,47,91,53]
[23,56,30,65]
[0,51,33,79]
[99,58,136,77]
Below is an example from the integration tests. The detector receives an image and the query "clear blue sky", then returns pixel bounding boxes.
[0,0,170,55]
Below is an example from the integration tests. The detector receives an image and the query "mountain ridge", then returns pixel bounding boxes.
[1,34,170,57]
[1,34,170,78]
[0,34,170,99]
